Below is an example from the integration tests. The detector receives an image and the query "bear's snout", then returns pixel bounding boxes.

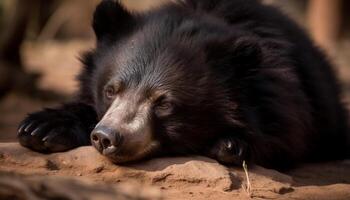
[91,126,123,156]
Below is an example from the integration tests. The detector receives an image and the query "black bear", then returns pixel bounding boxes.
[18,0,349,169]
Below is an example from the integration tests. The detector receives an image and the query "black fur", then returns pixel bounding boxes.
[18,0,349,169]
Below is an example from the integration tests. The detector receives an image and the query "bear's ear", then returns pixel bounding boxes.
[93,0,135,41]
[206,36,263,77]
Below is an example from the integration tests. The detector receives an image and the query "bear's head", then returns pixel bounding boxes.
[89,0,262,163]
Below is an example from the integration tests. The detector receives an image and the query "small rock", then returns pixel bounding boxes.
[273,186,294,194]
[93,166,104,173]
[46,160,59,171]
[152,173,172,183]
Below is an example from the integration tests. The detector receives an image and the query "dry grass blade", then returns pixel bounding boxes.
[242,160,252,198]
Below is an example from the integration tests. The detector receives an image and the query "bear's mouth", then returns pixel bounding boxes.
[99,141,161,164]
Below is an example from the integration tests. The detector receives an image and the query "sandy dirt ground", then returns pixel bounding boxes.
[0,143,350,200]
[0,41,349,199]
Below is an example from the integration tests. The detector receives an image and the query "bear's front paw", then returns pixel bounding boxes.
[17,109,89,152]
[209,138,249,165]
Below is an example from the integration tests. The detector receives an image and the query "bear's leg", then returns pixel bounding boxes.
[208,137,249,165]
[17,103,97,152]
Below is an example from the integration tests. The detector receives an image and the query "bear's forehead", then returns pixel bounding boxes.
[96,29,205,75]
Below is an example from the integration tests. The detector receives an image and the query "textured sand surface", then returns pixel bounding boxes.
[0,143,349,200]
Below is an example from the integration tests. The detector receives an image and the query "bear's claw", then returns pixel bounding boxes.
[209,138,248,165]
[17,109,88,153]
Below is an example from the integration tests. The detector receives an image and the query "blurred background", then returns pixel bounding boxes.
[0,0,349,142]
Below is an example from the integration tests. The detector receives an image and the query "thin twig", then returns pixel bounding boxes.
[242,160,252,198]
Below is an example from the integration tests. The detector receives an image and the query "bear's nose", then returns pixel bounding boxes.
[91,126,122,155]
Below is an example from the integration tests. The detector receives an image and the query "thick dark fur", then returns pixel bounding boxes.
[18,0,349,169]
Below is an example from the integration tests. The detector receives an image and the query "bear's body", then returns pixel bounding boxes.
[18,0,349,169]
